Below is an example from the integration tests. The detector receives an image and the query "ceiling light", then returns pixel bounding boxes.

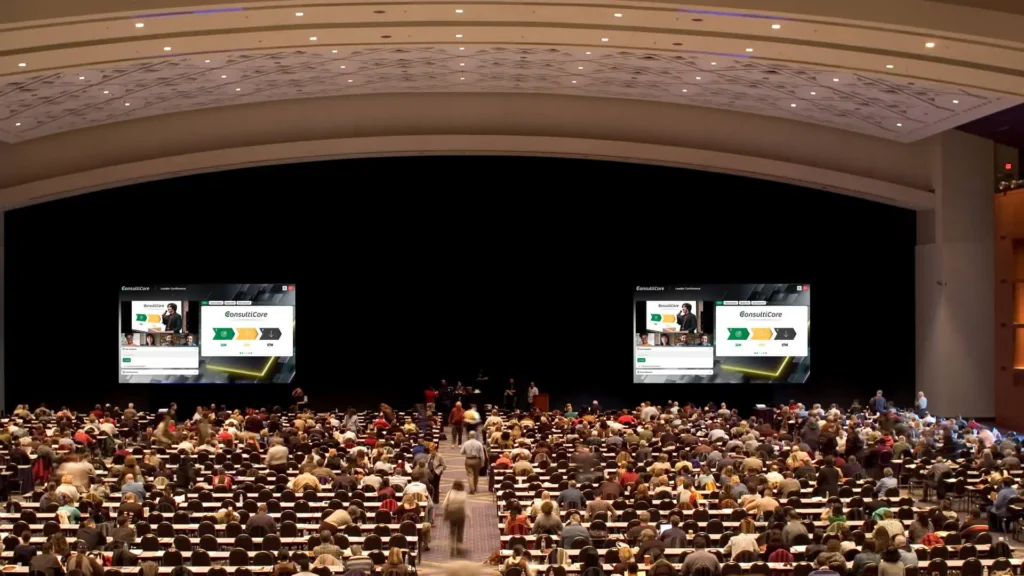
[295,12,304,16]
[79,76,85,80]
[455,9,463,13]
[695,76,701,80]
[332,50,338,54]
[163,47,172,51]
[459,47,465,51]
[578,66,584,69]
[952,99,959,104]
[614,13,622,17]
[810,91,816,95]
[235,87,241,91]
[832,78,839,82]
[103,90,109,94]
[455,34,463,38]
[886,64,894,69]
[896,123,903,126]
[585,51,591,55]
[601,38,609,42]
[135,22,145,28]
[348,79,353,82]
[460,62,465,66]
[460,77,465,80]
[205,59,211,63]
[124,102,131,106]
[18,63,26,67]
[221,75,227,78]
[339,65,346,69]
[790,103,797,107]
[711,62,717,66]
[925,42,935,48]
[681,89,687,92]
[572,80,577,83]
[745,48,753,52]
[771,24,781,29]
[15,122,21,126]
[309,37,317,41]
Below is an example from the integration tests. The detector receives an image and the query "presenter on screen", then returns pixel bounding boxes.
[678,303,698,333]
[162,303,183,333]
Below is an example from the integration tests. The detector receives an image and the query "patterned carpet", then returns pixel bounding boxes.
[420,428,501,571]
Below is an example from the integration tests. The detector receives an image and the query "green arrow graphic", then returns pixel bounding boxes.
[212,328,236,340]
[727,328,750,340]
[135,313,147,321]
[650,314,662,321]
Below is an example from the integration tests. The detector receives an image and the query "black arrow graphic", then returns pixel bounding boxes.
[259,327,283,340]
[774,328,797,340]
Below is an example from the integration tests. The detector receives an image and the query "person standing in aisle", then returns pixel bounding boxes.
[527,382,540,409]
[461,431,486,494]
[448,402,465,447]
[427,442,446,501]
[443,480,469,557]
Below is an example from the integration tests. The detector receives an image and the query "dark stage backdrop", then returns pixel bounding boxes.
[4,156,916,414]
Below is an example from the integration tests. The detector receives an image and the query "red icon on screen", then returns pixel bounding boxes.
[803,285,809,291]
[288,285,295,291]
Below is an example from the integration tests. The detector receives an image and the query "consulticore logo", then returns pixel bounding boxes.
[225,311,268,318]
[635,286,664,291]
[121,286,149,291]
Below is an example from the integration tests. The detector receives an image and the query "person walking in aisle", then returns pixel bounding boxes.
[443,480,469,557]
[427,442,446,501]
[448,402,465,447]
[461,431,486,494]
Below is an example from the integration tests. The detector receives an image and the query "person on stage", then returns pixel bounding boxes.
[291,388,307,410]
[677,303,697,333]
[162,303,183,333]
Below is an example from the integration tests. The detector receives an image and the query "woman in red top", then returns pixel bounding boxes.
[212,467,233,489]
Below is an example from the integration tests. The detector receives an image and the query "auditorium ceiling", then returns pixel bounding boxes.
[2,0,1022,144]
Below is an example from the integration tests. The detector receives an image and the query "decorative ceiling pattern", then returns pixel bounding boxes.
[0,46,1018,143]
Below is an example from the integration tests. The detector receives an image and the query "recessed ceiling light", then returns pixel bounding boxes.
[585,51,591,55]
[810,91,816,95]
[15,122,21,126]
[309,37,317,41]
[460,63,465,66]
[460,77,465,80]
[163,47,172,51]
[79,76,85,80]
[235,87,241,91]
[578,66,584,69]
[925,42,935,48]
[348,79,353,82]
[205,59,211,63]
[572,80,577,83]
[339,65,346,69]
[771,24,781,29]
[745,48,753,52]
[832,78,839,82]
[711,62,717,66]
[124,102,131,106]
[681,89,687,92]
[614,13,622,17]
[896,123,903,126]
[135,22,145,28]
[455,9,463,13]
[952,99,959,104]
[695,76,701,80]
[295,12,304,16]
[601,38,609,42]
[459,47,465,51]
[18,63,26,67]
[103,90,109,94]
[886,64,894,69]
[221,75,227,78]
[455,34,463,38]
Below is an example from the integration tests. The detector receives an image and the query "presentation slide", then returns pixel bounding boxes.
[632,284,810,384]
[118,284,296,384]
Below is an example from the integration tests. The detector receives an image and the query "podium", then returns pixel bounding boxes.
[533,393,549,412]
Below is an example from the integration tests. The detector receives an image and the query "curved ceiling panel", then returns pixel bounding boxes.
[1,0,1022,144]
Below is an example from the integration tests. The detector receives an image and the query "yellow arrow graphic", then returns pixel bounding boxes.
[235,328,259,340]
[751,327,773,340]
[661,314,676,323]
[146,314,162,323]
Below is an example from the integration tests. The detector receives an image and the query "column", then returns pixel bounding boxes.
[915,130,995,418]
[0,212,5,415]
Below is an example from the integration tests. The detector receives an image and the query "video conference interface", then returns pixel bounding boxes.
[118,284,295,384]
[633,284,810,384]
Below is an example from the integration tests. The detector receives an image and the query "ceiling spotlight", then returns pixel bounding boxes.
[572,80,577,83]
[601,38,609,42]
[163,46,172,51]
[681,89,687,92]
[455,34,463,38]
[771,24,781,29]
[745,48,753,52]
[791,103,797,107]
[15,122,21,126]
[135,22,145,28]
[339,65,346,69]
[205,59,211,63]
[103,90,109,94]
[309,36,317,41]
[578,66,584,69]
[459,47,465,50]
[460,77,465,80]
[235,87,241,91]
[295,12,304,16]
[896,123,903,126]
[832,78,839,82]
[460,62,465,66]
[348,79,353,82]
[79,76,85,80]
[17,63,26,67]
[886,64,894,69]
[925,42,935,48]
[695,76,701,80]
[711,62,717,66]
[614,13,622,17]
[810,91,816,95]
[952,99,959,104]
[124,102,131,106]
[455,9,463,13]
[221,75,227,78]
[585,51,591,55]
